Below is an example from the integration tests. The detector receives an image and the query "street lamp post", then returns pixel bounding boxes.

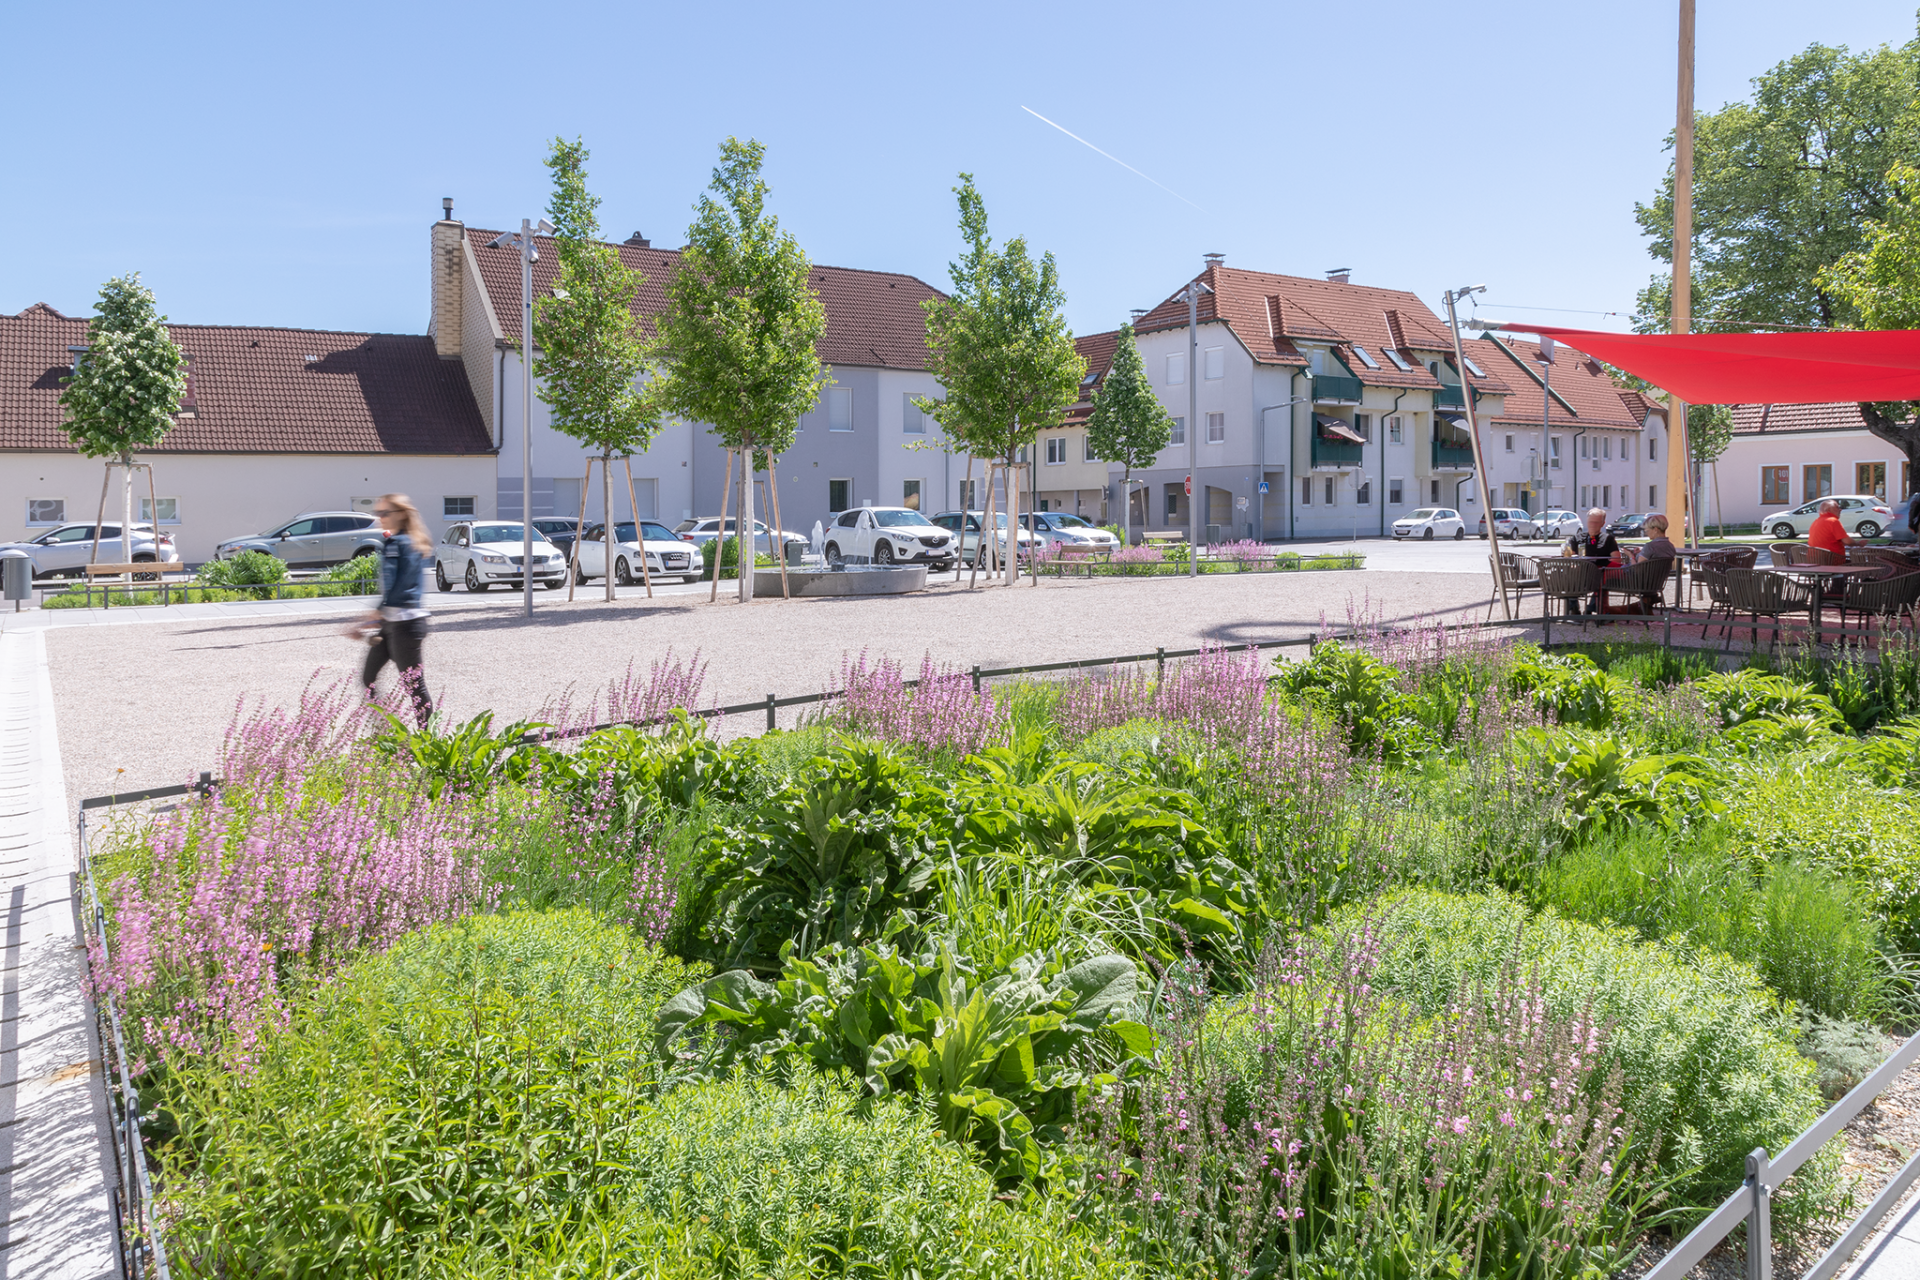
[1178,267,1214,578]
[491,218,556,619]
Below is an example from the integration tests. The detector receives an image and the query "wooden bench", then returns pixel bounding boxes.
[1142,530,1188,546]
[82,561,187,581]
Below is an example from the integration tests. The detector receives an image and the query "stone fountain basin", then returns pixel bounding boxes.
[752,565,927,597]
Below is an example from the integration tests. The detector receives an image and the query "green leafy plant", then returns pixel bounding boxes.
[1517,726,1719,833]
[195,549,288,598]
[1696,669,1840,729]
[374,709,548,800]
[1276,642,1419,760]
[656,940,1151,1180]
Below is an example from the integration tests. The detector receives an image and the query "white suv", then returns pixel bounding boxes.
[1761,495,1895,540]
[822,507,956,568]
[434,521,567,592]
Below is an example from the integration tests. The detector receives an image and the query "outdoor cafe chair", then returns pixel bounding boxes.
[1486,552,1541,621]
[1536,557,1601,622]
[1768,542,1800,565]
[1836,570,1920,636]
[1601,558,1671,622]
[1723,567,1817,653]
[1695,547,1756,638]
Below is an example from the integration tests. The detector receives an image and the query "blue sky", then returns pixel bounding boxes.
[5,1,1913,339]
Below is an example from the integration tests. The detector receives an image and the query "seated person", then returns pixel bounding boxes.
[1808,499,1855,560]
[1625,513,1676,609]
[1560,508,1619,615]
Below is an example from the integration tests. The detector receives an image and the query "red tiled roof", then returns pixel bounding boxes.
[1477,336,1643,430]
[1,305,491,454]
[1063,329,1120,426]
[1130,264,1466,391]
[1729,401,1869,435]
[1616,389,1659,423]
[466,230,946,370]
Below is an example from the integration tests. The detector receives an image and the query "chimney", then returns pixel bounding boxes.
[625,232,650,249]
[1324,267,1351,285]
[430,198,463,360]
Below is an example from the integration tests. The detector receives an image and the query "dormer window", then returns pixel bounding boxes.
[1384,348,1413,371]
[1350,345,1380,370]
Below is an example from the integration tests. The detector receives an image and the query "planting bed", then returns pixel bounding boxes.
[85,619,1920,1277]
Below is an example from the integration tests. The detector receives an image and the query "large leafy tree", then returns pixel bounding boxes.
[59,273,188,567]
[656,138,826,603]
[1819,161,1920,486]
[1083,323,1172,544]
[919,175,1083,586]
[1634,33,1920,331]
[533,137,661,601]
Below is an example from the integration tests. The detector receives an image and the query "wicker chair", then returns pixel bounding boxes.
[1768,541,1800,565]
[1724,568,1817,652]
[1862,547,1920,579]
[1601,558,1672,619]
[1537,557,1602,621]
[1837,572,1916,634]
[1486,552,1541,620]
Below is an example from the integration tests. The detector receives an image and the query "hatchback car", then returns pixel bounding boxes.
[530,516,593,561]
[673,517,807,558]
[1,522,175,577]
[433,521,567,592]
[572,520,701,584]
[1392,508,1466,540]
[214,511,384,567]
[822,507,956,568]
[930,511,1037,565]
[1760,495,1895,540]
[1477,508,1537,540]
[1023,511,1122,552]
[1533,509,1583,539]
[1606,513,1652,537]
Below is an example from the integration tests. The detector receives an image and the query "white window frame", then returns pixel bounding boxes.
[138,497,181,525]
[1203,346,1224,380]
[828,478,853,512]
[1388,477,1404,505]
[1356,479,1371,505]
[828,387,853,432]
[1166,353,1187,386]
[1324,477,1336,506]
[902,478,923,511]
[26,498,65,526]
[1353,413,1371,443]
[1206,412,1225,444]
[902,393,926,435]
[443,495,476,518]
[1649,437,1659,460]
[1504,434,1514,453]
[1350,345,1380,370]
[1550,437,1562,468]
[1083,434,1096,462]
[1388,416,1403,444]
[1301,476,1313,506]
[1384,348,1413,371]
[1045,436,1067,465]
[1170,416,1186,446]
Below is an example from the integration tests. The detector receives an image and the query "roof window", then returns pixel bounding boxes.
[1384,348,1413,371]
[1350,345,1380,370]
[1462,356,1487,378]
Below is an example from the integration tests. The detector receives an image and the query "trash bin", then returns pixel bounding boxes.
[1,549,31,611]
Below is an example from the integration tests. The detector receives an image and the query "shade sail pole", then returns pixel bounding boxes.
[1444,287,1508,619]
[1667,0,1696,542]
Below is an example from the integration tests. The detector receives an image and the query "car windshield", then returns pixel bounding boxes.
[1048,513,1094,529]
[874,510,933,528]
[1408,509,1438,519]
[472,524,530,544]
[612,522,680,543]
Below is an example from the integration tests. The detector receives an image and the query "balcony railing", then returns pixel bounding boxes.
[1311,373,1364,404]
[1313,436,1363,467]
[1432,442,1476,470]
[1433,384,1468,410]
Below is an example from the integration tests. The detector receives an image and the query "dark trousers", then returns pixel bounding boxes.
[363,617,433,726]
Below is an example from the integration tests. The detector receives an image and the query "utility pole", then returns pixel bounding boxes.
[1668,0,1697,543]
[1539,336,1555,516]
[1443,286,1506,618]
[1180,263,1213,578]
[491,217,555,619]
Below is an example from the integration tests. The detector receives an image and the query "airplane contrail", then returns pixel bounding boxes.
[1019,106,1205,211]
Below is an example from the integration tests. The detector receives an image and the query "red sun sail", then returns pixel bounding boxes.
[1498,325,1920,405]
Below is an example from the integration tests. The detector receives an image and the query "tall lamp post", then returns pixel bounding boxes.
[1177,264,1215,578]
[491,217,556,619]
[1442,285,1508,618]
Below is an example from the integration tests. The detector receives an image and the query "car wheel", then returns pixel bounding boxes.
[435,562,452,593]
[1453,527,1465,540]
[543,578,563,590]
[131,554,158,581]
[1857,521,1882,539]
[615,557,634,586]
[1422,527,1434,540]
[1772,522,1798,539]
[465,563,488,592]
[875,542,895,565]
[825,542,844,567]
[574,562,590,586]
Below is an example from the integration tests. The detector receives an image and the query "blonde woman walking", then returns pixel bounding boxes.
[347,493,435,726]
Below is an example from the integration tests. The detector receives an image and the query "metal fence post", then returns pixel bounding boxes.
[1543,611,1551,647]
[765,693,777,733]
[971,665,982,694]
[1155,647,1166,683]
[1746,1147,1772,1280]
[1664,609,1672,650]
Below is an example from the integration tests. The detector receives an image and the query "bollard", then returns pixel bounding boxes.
[765,693,777,733]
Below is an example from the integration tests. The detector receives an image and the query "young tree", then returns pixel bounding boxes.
[533,137,661,602]
[59,274,188,569]
[1084,323,1173,545]
[1818,161,1920,485]
[656,138,826,603]
[1634,33,1920,331]
[919,175,1084,586]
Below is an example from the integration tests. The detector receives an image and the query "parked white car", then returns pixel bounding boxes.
[930,510,1037,565]
[433,521,567,592]
[1477,508,1538,540]
[1023,511,1121,552]
[1,522,175,578]
[1760,495,1895,540]
[1392,508,1466,540]
[214,511,384,567]
[1534,509,1583,539]
[672,517,808,558]
[572,520,701,584]
[821,507,957,568]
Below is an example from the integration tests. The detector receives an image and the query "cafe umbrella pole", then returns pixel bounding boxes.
[1445,286,1508,619]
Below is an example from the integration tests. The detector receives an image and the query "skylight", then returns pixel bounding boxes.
[1462,356,1488,377]
[1384,348,1413,371]
[1350,345,1380,370]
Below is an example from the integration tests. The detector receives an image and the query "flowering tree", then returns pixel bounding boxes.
[59,274,187,567]
[656,138,826,603]
[533,137,661,601]
[919,175,1084,586]
[1084,323,1173,544]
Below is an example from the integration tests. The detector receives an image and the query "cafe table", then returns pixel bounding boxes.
[1755,562,1883,630]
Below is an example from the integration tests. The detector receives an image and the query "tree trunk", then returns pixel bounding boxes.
[603,448,614,603]
[739,443,756,603]
[121,452,134,579]
[1003,455,1018,588]
[1859,403,1920,508]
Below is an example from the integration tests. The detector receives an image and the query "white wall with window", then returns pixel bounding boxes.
[1206,413,1225,444]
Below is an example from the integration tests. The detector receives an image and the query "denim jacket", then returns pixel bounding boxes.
[378,533,427,615]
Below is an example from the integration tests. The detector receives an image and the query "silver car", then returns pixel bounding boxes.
[214,511,384,567]
[433,521,568,592]
[1,522,176,578]
[1760,495,1895,540]
[1023,511,1121,552]
[672,517,807,558]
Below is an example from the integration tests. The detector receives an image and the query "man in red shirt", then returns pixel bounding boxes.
[1807,500,1854,559]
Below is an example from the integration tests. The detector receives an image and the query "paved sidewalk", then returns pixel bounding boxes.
[1843,1186,1920,1278]
[0,631,118,1277]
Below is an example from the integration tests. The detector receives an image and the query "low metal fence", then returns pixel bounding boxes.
[39,575,378,610]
